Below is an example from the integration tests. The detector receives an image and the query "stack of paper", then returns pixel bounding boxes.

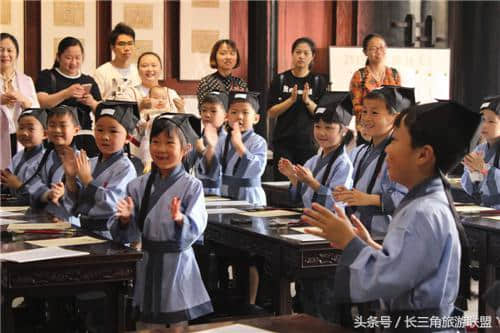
[204,196,231,202]
[281,234,326,242]
[198,323,276,333]
[454,205,495,214]
[238,210,300,218]
[206,208,245,215]
[7,222,72,231]
[0,218,30,226]
[0,247,89,263]
[26,236,107,247]
[205,200,250,207]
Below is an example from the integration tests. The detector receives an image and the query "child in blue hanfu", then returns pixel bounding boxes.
[304,100,479,332]
[111,113,212,331]
[461,95,500,208]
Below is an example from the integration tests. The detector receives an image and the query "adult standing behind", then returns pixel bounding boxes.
[196,39,247,106]
[350,33,401,118]
[36,37,101,157]
[267,37,327,181]
[135,52,184,113]
[94,23,141,100]
[1,33,39,157]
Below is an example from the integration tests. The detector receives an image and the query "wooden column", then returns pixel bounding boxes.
[23,0,41,81]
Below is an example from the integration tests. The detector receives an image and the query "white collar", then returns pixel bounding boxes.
[55,67,81,79]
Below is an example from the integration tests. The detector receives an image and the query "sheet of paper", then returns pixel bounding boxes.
[204,196,231,202]
[7,222,71,231]
[205,200,250,207]
[281,234,326,242]
[238,210,300,218]
[0,211,24,217]
[26,236,107,247]
[0,247,89,263]
[290,226,322,234]
[0,218,30,226]
[454,205,494,213]
[261,181,290,187]
[206,208,245,215]
[483,215,500,221]
[0,206,28,212]
[197,323,276,333]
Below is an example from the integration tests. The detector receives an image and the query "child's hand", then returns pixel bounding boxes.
[302,82,312,106]
[203,123,219,148]
[463,151,486,173]
[61,146,78,177]
[332,185,350,201]
[75,149,93,186]
[194,138,206,154]
[277,158,295,178]
[173,97,185,113]
[0,169,22,189]
[48,182,65,206]
[229,121,243,145]
[170,196,184,226]
[294,164,314,184]
[334,188,376,207]
[116,196,134,224]
[288,84,298,103]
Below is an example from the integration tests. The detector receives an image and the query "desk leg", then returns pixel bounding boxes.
[481,264,497,333]
[277,278,292,315]
[107,283,126,333]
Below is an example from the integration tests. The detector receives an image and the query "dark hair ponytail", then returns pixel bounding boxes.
[53,37,84,69]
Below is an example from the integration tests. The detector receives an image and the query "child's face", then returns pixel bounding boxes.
[480,110,500,142]
[227,102,259,132]
[385,119,419,187]
[150,130,189,171]
[362,98,396,139]
[16,116,46,150]
[94,116,128,158]
[201,102,226,129]
[313,120,344,151]
[47,114,80,146]
[150,88,168,110]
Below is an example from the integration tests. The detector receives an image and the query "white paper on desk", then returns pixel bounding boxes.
[0,206,27,212]
[7,222,71,231]
[0,247,89,263]
[483,215,500,221]
[205,200,250,207]
[204,196,231,202]
[206,208,245,215]
[290,226,322,234]
[0,218,30,226]
[281,234,326,242]
[26,236,107,247]
[238,210,300,218]
[197,323,276,333]
[261,181,291,187]
[454,205,494,213]
[0,211,24,217]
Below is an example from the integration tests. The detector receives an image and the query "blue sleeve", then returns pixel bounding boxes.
[108,180,141,244]
[380,168,407,214]
[233,136,267,178]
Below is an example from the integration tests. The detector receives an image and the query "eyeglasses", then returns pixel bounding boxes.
[116,41,135,47]
[367,46,386,53]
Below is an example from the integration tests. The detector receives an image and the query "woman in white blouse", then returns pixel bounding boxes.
[135,52,184,113]
[0,33,39,156]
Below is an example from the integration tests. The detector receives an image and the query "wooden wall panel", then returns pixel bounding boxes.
[96,0,112,67]
[277,0,333,75]
[335,0,357,46]
[24,0,41,81]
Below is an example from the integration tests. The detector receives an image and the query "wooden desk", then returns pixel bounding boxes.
[462,215,500,333]
[139,314,354,332]
[1,210,142,333]
[205,210,341,315]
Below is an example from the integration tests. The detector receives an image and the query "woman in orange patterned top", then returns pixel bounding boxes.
[349,34,401,118]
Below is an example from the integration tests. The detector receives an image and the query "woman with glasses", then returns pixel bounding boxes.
[349,34,401,118]
[94,23,141,100]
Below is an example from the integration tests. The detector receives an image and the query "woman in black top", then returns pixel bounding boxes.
[36,37,101,156]
[267,37,327,181]
[196,39,247,107]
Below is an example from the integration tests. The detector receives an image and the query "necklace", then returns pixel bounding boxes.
[368,66,386,83]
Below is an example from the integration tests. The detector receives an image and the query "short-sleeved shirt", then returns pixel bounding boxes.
[35,68,102,130]
[196,71,247,107]
[349,66,401,117]
[267,70,327,149]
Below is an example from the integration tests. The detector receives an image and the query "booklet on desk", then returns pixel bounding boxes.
[0,246,89,263]
[198,323,276,333]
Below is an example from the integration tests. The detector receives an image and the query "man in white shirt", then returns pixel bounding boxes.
[94,22,141,101]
